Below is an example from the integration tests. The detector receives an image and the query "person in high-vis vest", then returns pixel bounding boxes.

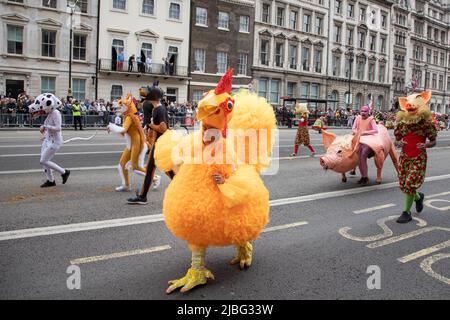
[72,100,83,130]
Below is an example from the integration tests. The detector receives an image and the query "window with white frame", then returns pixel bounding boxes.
[169,2,180,20]
[196,7,207,26]
[270,80,280,104]
[332,54,341,76]
[260,39,269,65]
[218,12,229,29]
[289,44,297,69]
[112,39,124,56]
[142,43,152,59]
[238,53,248,75]
[166,88,177,103]
[287,82,296,97]
[314,48,322,73]
[42,30,56,57]
[72,0,88,13]
[258,78,268,98]
[239,16,249,32]
[289,10,298,29]
[194,49,206,72]
[193,90,204,103]
[217,51,227,73]
[72,79,86,101]
[302,46,310,71]
[73,34,86,60]
[262,3,271,23]
[300,82,309,98]
[142,0,154,15]
[113,0,126,10]
[275,42,284,67]
[7,25,23,55]
[111,85,123,100]
[43,0,57,9]
[41,76,56,94]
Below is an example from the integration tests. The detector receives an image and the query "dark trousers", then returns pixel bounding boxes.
[74,116,82,130]
[139,145,175,198]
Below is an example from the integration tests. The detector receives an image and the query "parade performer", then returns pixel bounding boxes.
[395,91,437,224]
[127,82,169,205]
[107,94,147,192]
[312,115,327,133]
[352,106,379,185]
[154,69,276,293]
[29,93,96,188]
[291,103,315,157]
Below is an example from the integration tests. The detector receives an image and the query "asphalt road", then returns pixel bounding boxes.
[0,128,449,300]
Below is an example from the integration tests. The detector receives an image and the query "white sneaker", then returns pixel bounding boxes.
[115,185,130,192]
[152,175,161,190]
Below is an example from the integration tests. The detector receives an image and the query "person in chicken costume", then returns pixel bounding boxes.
[394,91,437,223]
[107,93,147,192]
[154,69,277,293]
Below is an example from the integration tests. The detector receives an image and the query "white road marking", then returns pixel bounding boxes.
[420,254,450,285]
[0,151,123,158]
[0,143,125,148]
[366,227,450,249]
[424,199,450,211]
[398,240,450,263]
[428,191,450,199]
[1,174,450,241]
[0,214,164,241]
[70,245,172,265]
[69,221,308,265]
[353,204,396,214]
[262,221,308,233]
[0,166,118,175]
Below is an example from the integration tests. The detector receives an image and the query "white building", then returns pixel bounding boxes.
[97,0,190,103]
[0,0,98,100]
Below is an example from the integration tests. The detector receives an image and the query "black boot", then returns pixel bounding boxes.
[61,170,71,185]
[415,193,425,213]
[397,211,412,224]
[41,180,56,188]
[357,177,369,185]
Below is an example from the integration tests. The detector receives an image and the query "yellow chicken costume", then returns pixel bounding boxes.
[154,69,277,293]
[107,94,147,192]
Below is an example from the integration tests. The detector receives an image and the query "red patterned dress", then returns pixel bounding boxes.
[394,119,437,195]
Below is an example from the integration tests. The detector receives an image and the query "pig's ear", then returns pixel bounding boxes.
[322,130,336,150]
[398,97,408,112]
[418,90,431,104]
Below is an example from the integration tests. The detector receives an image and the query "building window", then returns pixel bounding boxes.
[73,34,86,61]
[376,95,383,110]
[303,14,311,33]
[358,30,366,49]
[347,27,354,46]
[239,16,249,32]
[287,82,296,97]
[41,76,56,94]
[75,0,89,13]
[276,7,284,27]
[111,85,123,100]
[439,75,444,90]
[43,0,57,8]
[260,39,269,65]
[332,55,341,76]
[356,59,365,80]
[359,7,366,21]
[113,0,126,10]
[381,13,387,28]
[270,80,280,104]
[335,0,342,14]
[218,11,230,30]
[7,25,23,55]
[112,39,124,57]
[275,43,284,67]
[238,53,248,75]
[378,65,385,83]
[42,30,56,57]
[258,78,268,98]
[196,7,207,26]
[142,0,154,15]
[369,34,376,51]
[289,10,298,29]
[289,44,297,69]
[193,90,204,103]
[330,91,339,110]
[314,49,322,73]
[368,63,375,81]
[72,79,86,101]
[300,82,309,98]
[334,24,341,43]
[217,51,227,73]
[380,37,386,53]
[169,2,180,20]
[302,47,310,71]
[316,16,323,35]
[347,3,354,18]
[142,42,152,60]
[166,88,177,103]
[194,49,205,72]
[262,3,271,23]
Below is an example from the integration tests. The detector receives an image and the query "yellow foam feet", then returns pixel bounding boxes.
[166,268,215,294]
[230,242,253,269]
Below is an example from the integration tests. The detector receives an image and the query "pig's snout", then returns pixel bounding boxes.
[320,157,328,169]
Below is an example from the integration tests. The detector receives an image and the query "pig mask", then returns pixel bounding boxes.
[320,131,359,173]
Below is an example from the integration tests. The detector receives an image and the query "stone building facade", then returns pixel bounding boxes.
[189,0,255,103]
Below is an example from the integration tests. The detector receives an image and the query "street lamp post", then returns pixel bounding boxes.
[423,64,428,91]
[347,48,354,110]
[68,1,79,99]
